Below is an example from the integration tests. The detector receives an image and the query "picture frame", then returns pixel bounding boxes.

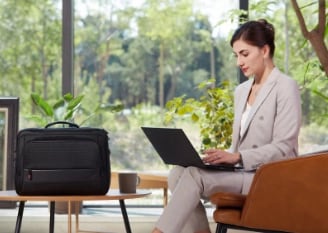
[0,97,19,208]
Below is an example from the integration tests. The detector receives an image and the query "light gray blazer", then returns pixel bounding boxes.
[230,67,302,172]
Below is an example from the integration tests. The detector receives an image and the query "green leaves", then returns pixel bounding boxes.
[29,93,84,126]
[313,89,328,101]
[65,93,83,110]
[29,93,123,127]
[79,103,125,126]
[165,79,234,150]
[99,103,125,112]
[31,93,54,117]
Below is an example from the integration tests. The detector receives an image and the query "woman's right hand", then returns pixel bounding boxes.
[202,149,241,165]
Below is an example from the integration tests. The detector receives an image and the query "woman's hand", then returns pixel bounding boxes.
[202,149,241,165]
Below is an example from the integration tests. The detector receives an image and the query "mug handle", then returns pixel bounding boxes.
[136,176,141,186]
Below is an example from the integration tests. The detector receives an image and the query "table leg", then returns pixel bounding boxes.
[15,201,25,233]
[75,202,79,233]
[49,201,55,233]
[68,201,72,233]
[119,200,132,233]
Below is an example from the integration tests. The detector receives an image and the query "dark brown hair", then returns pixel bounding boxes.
[230,19,275,57]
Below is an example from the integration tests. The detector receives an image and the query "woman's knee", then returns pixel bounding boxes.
[168,166,185,190]
[184,166,204,189]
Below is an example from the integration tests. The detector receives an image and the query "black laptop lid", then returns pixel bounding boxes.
[141,127,243,171]
[141,127,206,168]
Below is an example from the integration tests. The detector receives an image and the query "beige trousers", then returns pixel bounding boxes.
[155,166,252,233]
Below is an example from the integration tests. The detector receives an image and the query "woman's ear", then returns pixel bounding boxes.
[262,44,270,58]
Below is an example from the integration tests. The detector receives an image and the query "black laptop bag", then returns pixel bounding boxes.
[15,121,110,195]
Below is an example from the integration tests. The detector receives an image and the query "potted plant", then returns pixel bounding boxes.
[164,79,234,151]
[29,92,124,126]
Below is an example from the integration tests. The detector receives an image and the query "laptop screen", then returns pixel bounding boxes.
[141,127,243,171]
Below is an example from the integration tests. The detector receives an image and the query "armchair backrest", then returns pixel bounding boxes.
[240,151,328,233]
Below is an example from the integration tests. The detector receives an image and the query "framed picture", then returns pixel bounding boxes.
[0,97,19,208]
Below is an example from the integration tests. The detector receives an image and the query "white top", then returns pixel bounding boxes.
[240,103,251,137]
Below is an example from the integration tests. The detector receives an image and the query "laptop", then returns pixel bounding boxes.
[141,127,243,171]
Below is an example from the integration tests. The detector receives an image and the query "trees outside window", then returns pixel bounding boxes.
[0,0,326,169]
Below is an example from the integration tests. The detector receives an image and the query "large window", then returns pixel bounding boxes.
[0,1,326,171]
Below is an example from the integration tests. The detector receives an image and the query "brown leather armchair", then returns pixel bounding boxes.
[210,151,328,233]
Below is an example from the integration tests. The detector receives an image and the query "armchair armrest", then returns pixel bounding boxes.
[210,192,246,208]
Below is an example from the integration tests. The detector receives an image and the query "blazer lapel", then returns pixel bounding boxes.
[239,68,279,141]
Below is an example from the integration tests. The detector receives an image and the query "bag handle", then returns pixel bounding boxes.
[45,121,79,128]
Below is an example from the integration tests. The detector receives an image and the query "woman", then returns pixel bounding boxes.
[152,19,302,233]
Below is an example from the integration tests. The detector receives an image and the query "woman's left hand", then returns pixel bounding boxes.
[202,149,241,165]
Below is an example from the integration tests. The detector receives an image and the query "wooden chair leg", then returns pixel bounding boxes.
[215,223,228,233]
[163,188,168,206]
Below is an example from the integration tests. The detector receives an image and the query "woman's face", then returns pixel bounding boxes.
[232,39,267,78]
